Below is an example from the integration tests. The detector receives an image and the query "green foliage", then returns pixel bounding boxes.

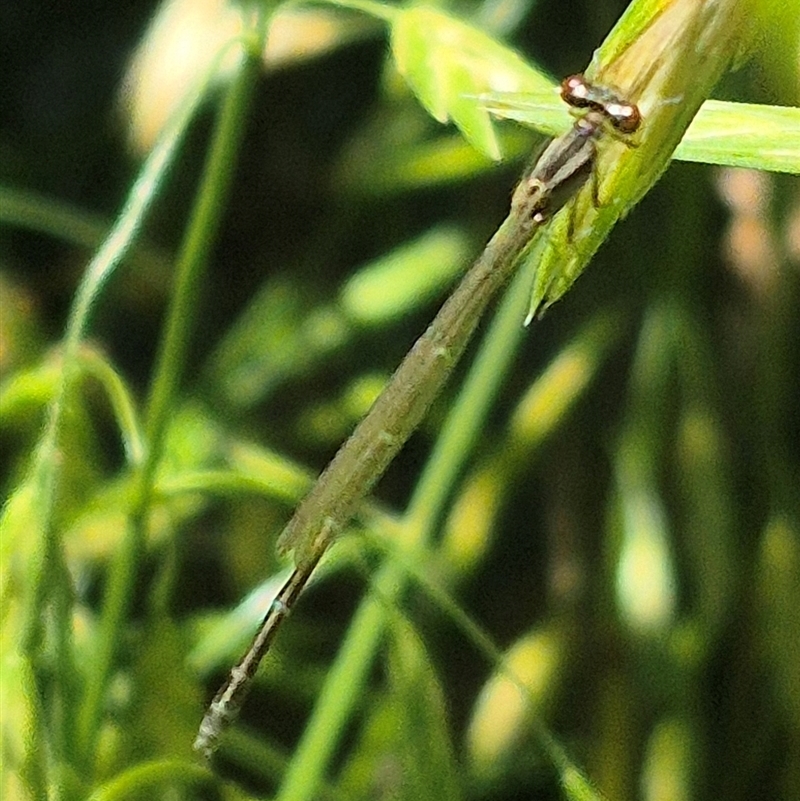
[1,0,798,800]
[391,5,553,160]
[485,94,800,173]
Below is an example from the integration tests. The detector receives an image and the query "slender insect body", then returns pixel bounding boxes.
[270,597,289,616]
[195,682,240,759]
[377,429,398,447]
[512,128,596,225]
[196,70,643,760]
[194,549,324,758]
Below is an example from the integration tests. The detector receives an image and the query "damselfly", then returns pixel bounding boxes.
[195,74,642,763]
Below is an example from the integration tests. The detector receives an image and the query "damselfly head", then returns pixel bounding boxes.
[560,74,641,135]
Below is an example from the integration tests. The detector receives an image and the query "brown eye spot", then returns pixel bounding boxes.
[561,74,590,106]
[616,105,641,134]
